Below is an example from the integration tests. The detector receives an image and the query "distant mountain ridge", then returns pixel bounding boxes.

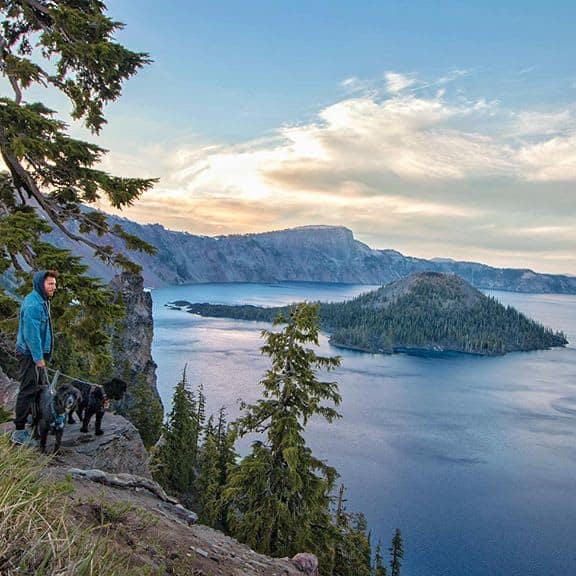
[46,216,576,294]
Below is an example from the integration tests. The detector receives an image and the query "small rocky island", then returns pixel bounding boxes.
[169,272,568,356]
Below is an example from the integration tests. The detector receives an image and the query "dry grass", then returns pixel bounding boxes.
[0,432,297,576]
[0,435,146,576]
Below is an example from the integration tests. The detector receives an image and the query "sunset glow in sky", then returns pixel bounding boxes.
[8,1,576,274]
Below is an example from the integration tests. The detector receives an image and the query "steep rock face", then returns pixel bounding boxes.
[46,218,576,293]
[109,273,163,446]
[110,273,160,399]
[109,273,158,394]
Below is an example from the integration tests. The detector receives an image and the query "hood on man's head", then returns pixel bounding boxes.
[32,270,49,300]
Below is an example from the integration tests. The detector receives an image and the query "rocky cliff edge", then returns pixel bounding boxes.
[1,407,310,576]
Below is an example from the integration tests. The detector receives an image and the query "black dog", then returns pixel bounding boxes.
[32,383,81,453]
[68,378,127,435]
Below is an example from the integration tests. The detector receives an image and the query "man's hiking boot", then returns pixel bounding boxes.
[11,429,37,447]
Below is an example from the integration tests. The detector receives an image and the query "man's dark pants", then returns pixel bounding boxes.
[14,353,47,430]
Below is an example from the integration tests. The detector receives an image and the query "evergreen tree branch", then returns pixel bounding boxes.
[0,144,109,257]
[21,0,52,16]
[9,252,23,271]
[0,31,22,103]
[0,0,160,398]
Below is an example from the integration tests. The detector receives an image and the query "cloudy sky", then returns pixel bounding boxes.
[13,1,576,274]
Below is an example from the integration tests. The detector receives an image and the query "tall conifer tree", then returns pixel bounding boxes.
[223,303,342,569]
[214,407,237,530]
[333,485,372,576]
[197,408,237,528]
[198,415,221,525]
[0,0,157,374]
[389,529,404,576]
[153,370,202,504]
[374,540,388,576]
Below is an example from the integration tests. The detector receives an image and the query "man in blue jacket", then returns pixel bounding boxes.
[11,270,58,445]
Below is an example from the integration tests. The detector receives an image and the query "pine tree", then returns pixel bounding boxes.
[0,0,157,375]
[333,485,372,576]
[153,370,202,505]
[197,407,238,529]
[389,529,404,576]
[197,415,221,526]
[353,514,372,575]
[223,303,342,570]
[196,382,206,433]
[215,407,237,531]
[374,540,387,576]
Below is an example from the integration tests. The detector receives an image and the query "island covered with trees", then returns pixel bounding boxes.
[170,272,568,356]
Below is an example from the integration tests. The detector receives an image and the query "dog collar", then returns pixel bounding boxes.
[50,398,66,431]
[52,413,65,431]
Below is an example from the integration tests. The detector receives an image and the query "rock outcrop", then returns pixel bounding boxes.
[47,217,576,294]
[58,412,152,476]
[62,463,309,575]
[0,332,18,411]
[109,273,160,405]
[0,366,17,411]
[10,410,306,576]
[109,272,163,446]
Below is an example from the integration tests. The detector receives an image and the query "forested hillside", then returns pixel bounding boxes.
[172,272,568,356]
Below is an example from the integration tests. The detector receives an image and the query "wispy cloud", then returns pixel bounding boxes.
[385,72,417,94]
[93,71,576,273]
[509,110,573,136]
[341,77,360,88]
[517,135,576,181]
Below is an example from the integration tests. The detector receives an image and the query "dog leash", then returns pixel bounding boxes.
[45,367,239,419]
[45,367,99,389]
[41,367,66,431]
[45,368,112,408]
[44,367,60,394]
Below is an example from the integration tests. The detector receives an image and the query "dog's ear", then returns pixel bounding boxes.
[103,378,128,400]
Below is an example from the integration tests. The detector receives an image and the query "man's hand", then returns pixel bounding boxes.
[36,359,46,368]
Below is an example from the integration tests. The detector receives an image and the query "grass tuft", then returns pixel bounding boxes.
[0,435,151,575]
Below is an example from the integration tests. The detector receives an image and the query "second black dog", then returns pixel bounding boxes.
[68,378,127,435]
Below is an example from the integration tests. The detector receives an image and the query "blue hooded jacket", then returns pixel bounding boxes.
[15,271,54,363]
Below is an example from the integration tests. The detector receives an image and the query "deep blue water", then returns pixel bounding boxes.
[151,282,576,576]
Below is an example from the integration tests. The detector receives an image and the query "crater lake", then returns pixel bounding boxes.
[151,282,576,576]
